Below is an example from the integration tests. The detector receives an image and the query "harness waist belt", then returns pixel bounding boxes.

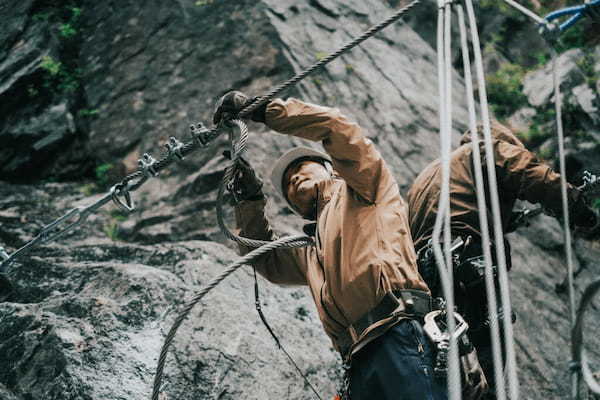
[351,289,432,338]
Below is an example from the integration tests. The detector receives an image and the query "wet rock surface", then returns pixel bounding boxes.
[1,0,600,399]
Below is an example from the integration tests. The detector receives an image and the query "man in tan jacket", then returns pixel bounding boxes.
[407,121,599,398]
[213,92,452,399]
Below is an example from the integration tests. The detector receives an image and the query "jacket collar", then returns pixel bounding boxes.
[315,177,340,219]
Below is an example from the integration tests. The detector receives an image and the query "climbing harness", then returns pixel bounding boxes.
[467,1,600,398]
[423,309,469,378]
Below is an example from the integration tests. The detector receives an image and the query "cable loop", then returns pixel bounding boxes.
[110,183,135,212]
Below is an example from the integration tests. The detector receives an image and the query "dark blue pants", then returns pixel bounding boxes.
[349,319,448,400]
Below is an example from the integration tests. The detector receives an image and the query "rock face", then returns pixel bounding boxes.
[1,0,599,399]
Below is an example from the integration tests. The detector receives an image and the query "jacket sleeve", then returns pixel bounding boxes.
[493,140,586,219]
[265,98,390,203]
[234,197,309,285]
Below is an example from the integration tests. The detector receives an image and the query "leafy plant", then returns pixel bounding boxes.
[315,52,327,61]
[95,163,114,187]
[78,183,98,196]
[103,219,121,241]
[40,55,62,76]
[195,0,214,5]
[78,108,100,117]
[58,23,77,38]
[486,63,529,118]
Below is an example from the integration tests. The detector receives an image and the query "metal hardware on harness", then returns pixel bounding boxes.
[166,137,185,161]
[190,122,211,147]
[582,170,600,197]
[423,310,469,378]
[138,153,159,177]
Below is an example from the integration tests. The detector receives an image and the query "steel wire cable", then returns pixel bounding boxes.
[456,4,506,398]
[0,0,422,272]
[572,277,600,396]
[433,3,462,398]
[150,235,313,400]
[464,0,520,398]
[550,47,579,399]
[118,0,422,190]
[151,118,315,399]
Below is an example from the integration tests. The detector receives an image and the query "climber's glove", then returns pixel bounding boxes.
[223,150,264,202]
[213,91,267,126]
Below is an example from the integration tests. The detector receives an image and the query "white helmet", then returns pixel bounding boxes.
[270,147,332,215]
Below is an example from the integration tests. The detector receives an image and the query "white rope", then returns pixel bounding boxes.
[433,2,462,398]
[464,0,520,398]
[502,0,547,24]
[456,4,507,399]
[550,46,579,399]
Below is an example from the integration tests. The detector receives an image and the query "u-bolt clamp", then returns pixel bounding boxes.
[138,153,159,178]
[190,122,210,147]
[166,137,185,161]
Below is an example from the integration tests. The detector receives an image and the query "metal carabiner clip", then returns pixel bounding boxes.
[423,309,469,344]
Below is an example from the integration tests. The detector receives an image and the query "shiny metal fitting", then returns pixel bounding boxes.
[166,137,185,161]
[138,153,159,178]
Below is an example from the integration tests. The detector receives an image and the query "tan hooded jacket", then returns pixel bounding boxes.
[235,98,428,357]
[407,121,587,254]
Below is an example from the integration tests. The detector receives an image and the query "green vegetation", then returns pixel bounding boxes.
[78,108,100,117]
[103,219,121,241]
[40,55,62,76]
[31,4,84,98]
[577,53,598,89]
[78,183,97,196]
[195,0,214,5]
[95,163,114,187]
[315,52,327,61]
[593,198,600,210]
[486,63,529,119]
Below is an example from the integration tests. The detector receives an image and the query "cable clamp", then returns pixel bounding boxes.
[166,136,185,161]
[138,153,159,178]
[190,122,210,147]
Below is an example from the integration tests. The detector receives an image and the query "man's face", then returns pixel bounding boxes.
[283,160,330,219]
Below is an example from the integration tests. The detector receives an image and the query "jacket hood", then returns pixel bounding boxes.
[460,120,525,148]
